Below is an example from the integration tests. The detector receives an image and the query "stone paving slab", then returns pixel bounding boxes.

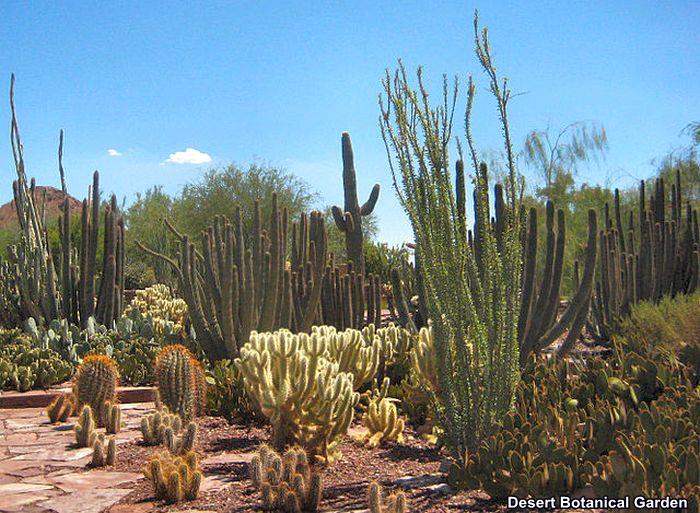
[0,403,150,513]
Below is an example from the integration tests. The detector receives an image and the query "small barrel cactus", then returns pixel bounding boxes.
[104,401,121,434]
[165,422,197,455]
[74,405,98,448]
[91,435,116,467]
[143,450,202,503]
[73,354,119,427]
[368,481,407,513]
[154,345,205,422]
[141,407,183,446]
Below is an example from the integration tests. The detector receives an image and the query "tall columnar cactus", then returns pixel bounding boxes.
[235,329,359,463]
[7,75,124,328]
[139,196,329,362]
[331,132,380,275]
[73,354,119,427]
[154,345,204,422]
[592,174,699,339]
[249,444,323,513]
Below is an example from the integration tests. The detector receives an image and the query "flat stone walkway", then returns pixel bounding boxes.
[0,403,149,513]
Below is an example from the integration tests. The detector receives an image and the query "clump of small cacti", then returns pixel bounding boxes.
[140,407,183,446]
[73,354,119,426]
[46,393,74,423]
[321,326,380,391]
[368,482,407,513]
[124,284,188,336]
[249,444,323,512]
[74,405,98,448]
[165,421,197,455]
[361,396,405,448]
[143,450,202,504]
[90,434,116,467]
[154,345,205,422]
[104,401,121,434]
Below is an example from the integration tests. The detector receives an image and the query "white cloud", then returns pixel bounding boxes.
[107,149,122,157]
[164,147,212,165]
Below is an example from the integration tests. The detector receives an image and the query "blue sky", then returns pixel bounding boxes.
[1,1,698,246]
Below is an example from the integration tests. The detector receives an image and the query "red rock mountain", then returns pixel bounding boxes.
[0,186,82,230]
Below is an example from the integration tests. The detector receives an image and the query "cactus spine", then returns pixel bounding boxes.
[143,451,202,504]
[249,445,323,512]
[331,132,380,275]
[46,393,74,423]
[154,345,204,422]
[74,405,98,448]
[73,354,119,427]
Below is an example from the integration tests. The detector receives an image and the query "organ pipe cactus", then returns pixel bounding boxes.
[235,329,359,463]
[154,345,204,422]
[331,132,380,274]
[138,196,329,362]
[592,175,699,339]
[72,354,119,427]
[8,76,125,328]
[249,444,323,513]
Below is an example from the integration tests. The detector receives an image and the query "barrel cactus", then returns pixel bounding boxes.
[154,345,205,422]
[72,354,119,426]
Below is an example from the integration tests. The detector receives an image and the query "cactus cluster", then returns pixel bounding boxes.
[593,176,699,339]
[249,444,323,513]
[165,421,197,455]
[368,482,407,513]
[0,336,73,391]
[74,405,98,448]
[143,450,202,504]
[90,434,116,467]
[8,80,125,328]
[46,393,75,423]
[123,284,188,336]
[72,354,119,426]
[104,401,121,434]
[141,407,184,446]
[154,345,206,422]
[236,329,359,463]
[361,394,405,447]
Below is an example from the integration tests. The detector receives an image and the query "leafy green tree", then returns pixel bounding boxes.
[523,122,608,207]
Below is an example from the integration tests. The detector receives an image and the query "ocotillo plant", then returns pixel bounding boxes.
[592,174,699,338]
[331,132,380,274]
[8,75,125,328]
[379,13,522,463]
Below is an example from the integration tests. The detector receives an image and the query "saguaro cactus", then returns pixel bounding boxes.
[331,132,380,274]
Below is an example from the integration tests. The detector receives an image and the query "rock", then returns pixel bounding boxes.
[202,451,255,466]
[199,473,239,493]
[425,483,453,496]
[48,470,142,492]
[0,481,54,493]
[38,487,133,513]
[394,473,443,489]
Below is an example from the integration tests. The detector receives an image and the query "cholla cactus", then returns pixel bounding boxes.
[90,435,116,467]
[411,327,437,392]
[320,326,380,390]
[124,284,188,336]
[73,354,119,427]
[46,393,74,423]
[74,405,98,448]
[249,444,323,512]
[140,407,183,446]
[361,396,405,448]
[368,482,407,513]
[154,345,205,422]
[236,329,359,463]
[164,422,197,455]
[143,450,202,504]
[104,401,121,434]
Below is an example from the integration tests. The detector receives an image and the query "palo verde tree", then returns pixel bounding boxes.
[379,12,523,465]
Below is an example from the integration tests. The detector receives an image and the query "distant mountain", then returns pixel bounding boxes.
[0,186,82,230]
